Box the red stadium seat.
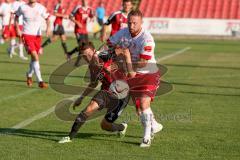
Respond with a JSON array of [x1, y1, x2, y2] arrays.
[[222, 0, 231, 19], [183, 0, 193, 18], [168, 0, 178, 18], [175, 0, 185, 18]]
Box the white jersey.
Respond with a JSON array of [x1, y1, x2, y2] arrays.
[[0, 2, 12, 26], [11, 0, 25, 25], [110, 28, 158, 74], [15, 3, 50, 35]]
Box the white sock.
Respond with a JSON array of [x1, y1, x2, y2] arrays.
[[32, 61, 43, 82], [147, 108, 160, 130], [140, 108, 152, 140], [19, 43, 24, 57], [10, 39, 16, 53], [27, 61, 34, 77]]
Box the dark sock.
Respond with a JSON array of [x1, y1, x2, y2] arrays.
[[69, 112, 88, 139], [61, 42, 68, 54], [68, 47, 79, 56], [41, 38, 51, 48]]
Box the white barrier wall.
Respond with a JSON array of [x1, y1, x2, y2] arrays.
[[3, 16, 239, 36], [142, 18, 240, 36]]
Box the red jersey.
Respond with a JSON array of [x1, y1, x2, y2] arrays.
[[54, 3, 64, 26], [70, 5, 94, 34], [89, 59, 126, 91], [105, 10, 128, 36]]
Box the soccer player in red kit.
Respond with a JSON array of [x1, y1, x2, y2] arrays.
[[15, 0, 51, 88], [58, 42, 129, 144], [100, 0, 133, 42], [67, 0, 94, 65], [0, 0, 17, 57], [109, 10, 163, 147], [41, 0, 69, 56]]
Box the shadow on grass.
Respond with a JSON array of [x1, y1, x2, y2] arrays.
[[0, 128, 140, 146]]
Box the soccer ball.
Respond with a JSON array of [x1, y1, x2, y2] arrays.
[[109, 80, 129, 99]]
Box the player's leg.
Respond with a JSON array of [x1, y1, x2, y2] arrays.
[[100, 96, 129, 135], [74, 34, 88, 66], [41, 24, 58, 48], [24, 35, 47, 88], [17, 26, 28, 60], [9, 25, 17, 56], [18, 37, 28, 60], [138, 96, 153, 147], [58, 100, 100, 143], [60, 34, 68, 54]]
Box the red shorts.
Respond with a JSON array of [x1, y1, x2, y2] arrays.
[[22, 34, 42, 54], [127, 71, 160, 108], [2, 25, 17, 39]]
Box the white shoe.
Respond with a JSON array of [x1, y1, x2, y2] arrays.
[[20, 56, 28, 60], [118, 123, 128, 138], [9, 53, 13, 58], [58, 136, 72, 144], [152, 123, 163, 134], [140, 138, 151, 147]]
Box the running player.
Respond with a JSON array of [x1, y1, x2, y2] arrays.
[[108, 10, 163, 147], [67, 0, 94, 65], [58, 42, 129, 143], [15, 0, 51, 88], [0, 0, 17, 57], [10, 0, 28, 60], [100, 0, 133, 42], [41, 0, 69, 56]]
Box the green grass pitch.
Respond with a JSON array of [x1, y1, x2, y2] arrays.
[[0, 37, 239, 160]]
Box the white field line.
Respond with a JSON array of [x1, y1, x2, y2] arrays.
[[0, 89, 37, 104], [10, 47, 191, 130], [157, 47, 191, 62]]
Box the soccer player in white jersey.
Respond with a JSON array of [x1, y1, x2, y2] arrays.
[[0, 0, 17, 57], [109, 10, 163, 147], [15, 0, 51, 88], [10, 0, 28, 60]]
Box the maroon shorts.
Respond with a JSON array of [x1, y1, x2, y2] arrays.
[[127, 71, 160, 108], [22, 34, 42, 54]]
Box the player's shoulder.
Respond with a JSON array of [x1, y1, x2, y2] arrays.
[[142, 29, 154, 42], [110, 10, 122, 16]]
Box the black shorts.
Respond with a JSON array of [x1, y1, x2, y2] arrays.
[[75, 33, 88, 44], [53, 25, 65, 35], [92, 90, 130, 123], [97, 18, 104, 26]]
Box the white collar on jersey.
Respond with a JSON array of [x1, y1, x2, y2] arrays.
[[129, 28, 144, 39]]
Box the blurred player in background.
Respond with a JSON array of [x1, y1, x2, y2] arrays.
[[10, 0, 28, 60], [93, 1, 105, 39], [100, 0, 133, 42], [67, 0, 94, 65], [109, 10, 163, 147], [15, 0, 51, 88], [41, 0, 69, 56], [58, 42, 129, 143], [0, 0, 17, 58], [0, 18, 4, 44]]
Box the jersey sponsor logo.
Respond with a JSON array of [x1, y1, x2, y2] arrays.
[[144, 46, 152, 52]]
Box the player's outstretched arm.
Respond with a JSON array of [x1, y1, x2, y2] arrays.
[[15, 16, 21, 37], [73, 81, 98, 109], [45, 17, 51, 37]]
